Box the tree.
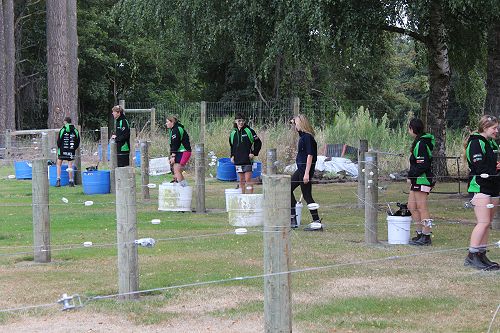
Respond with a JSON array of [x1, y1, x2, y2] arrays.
[[0, 2, 6, 134], [3, 0, 15, 130], [67, 0, 78, 124], [484, 21, 500, 116]]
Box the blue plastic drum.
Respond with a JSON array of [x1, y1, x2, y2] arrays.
[[216, 158, 237, 181], [49, 164, 70, 186], [82, 170, 111, 195], [14, 161, 32, 180], [252, 161, 262, 178]]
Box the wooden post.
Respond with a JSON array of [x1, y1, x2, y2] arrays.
[[116, 166, 139, 300], [100, 126, 108, 167], [110, 139, 117, 194], [140, 141, 150, 200], [200, 101, 206, 144], [151, 107, 156, 132], [357, 140, 368, 208], [5, 130, 11, 160], [32, 159, 50, 263], [292, 97, 300, 117], [129, 128, 136, 167], [263, 174, 291, 333], [74, 125, 82, 185], [195, 143, 206, 213], [266, 148, 277, 175], [364, 152, 378, 245], [41, 132, 49, 159]]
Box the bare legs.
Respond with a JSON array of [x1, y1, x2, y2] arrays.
[[238, 171, 253, 194]]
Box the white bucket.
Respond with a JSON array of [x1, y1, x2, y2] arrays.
[[158, 183, 192, 212], [225, 188, 242, 212], [387, 215, 412, 244], [228, 194, 264, 227], [295, 202, 303, 226]]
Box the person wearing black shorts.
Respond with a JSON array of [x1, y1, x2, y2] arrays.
[[464, 115, 500, 270], [166, 115, 192, 186], [290, 114, 322, 231], [229, 113, 261, 194], [56, 115, 80, 187], [407, 118, 435, 246], [111, 105, 130, 167]]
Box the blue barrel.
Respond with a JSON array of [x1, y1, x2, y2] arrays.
[[82, 170, 111, 195], [252, 161, 262, 178], [49, 165, 70, 186], [14, 161, 32, 180], [98, 144, 140, 167], [216, 158, 237, 181]]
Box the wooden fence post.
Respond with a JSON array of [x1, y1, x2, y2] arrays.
[[263, 174, 291, 333], [195, 143, 206, 213], [357, 139, 368, 208], [41, 132, 49, 160], [100, 126, 108, 167], [200, 101, 206, 144], [116, 166, 139, 300], [140, 141, 150, 200], [32, 159, 51, 263], [5, 129, 11, 159], [129, 128, 136, 168], [292, 97, 300, 117], [110, 139, 117, 194], [74, 125, 82, 185], [151, 107, 156, 132], [365, 152, 378, 244], [266, 148, 277, 175]]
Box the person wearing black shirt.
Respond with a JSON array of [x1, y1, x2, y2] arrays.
[[290, 114, 322, 231], [229, 113, 262, 194], [56, 115, 80, 187], [166, 115, 192, 186], [464, 115, 500, 270], [111, 105, 130, 167]]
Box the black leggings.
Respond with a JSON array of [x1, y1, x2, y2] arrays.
[[291, 169, 319, 221]]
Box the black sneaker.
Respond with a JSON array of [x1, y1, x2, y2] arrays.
[[411, 232, 423, 242], [55, 179, 61, 187], [69, 181, 75, 187], [409, 234, 431, 246], [304, 220, 323, 231], [291, 216, 298, 229], [478, 252, 499, 267], [464, 252, 499, 270]]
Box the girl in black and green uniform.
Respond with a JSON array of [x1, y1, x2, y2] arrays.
[[464, 115, 499, 270], [166, 115, 191, 186], [407, 118, 435, 246]]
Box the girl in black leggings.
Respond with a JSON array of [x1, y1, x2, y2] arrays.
[[290, 114, 322, 231]]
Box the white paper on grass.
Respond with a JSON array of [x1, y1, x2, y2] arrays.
[[149, 157, 171, 176], [283, 156, 358, 178]]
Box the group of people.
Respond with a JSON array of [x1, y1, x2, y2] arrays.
[[407, 115, 499, 271]]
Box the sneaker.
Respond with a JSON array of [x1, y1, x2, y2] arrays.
[[55, 179, 61, 187], [411, 232, 422, 242], [304, 220, 323, 231], [478, 251, 499, 267], [409, 233, 432, 246], [69, 181, 75, 187], [464, 252, 499, 271], [291, 216, 298, 229]]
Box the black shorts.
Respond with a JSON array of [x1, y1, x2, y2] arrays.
[[235, 164, 252, 173], [117, 153, 130, 167], [410, 183, 433, 193]]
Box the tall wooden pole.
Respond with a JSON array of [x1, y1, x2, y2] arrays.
[[195, 143, 206, 213], [357, 139, 368, 208], [129, 128, 136, 167], [266, 148, 277, 175], [32, 159, 51, 263], [116, 166, 139, 300], [263, 174, 291, 332], [140, 141, 150, 200], [200, 101, 206, 144], [100, 126, 108, 168]]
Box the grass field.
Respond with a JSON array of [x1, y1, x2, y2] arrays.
[[0, 162, 499, 333]]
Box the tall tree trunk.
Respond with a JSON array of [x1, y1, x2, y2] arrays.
[[46, 0, 69, 128], [426, 0, 450, 179], [0, 2, 7, 134], [484, 21, 500, 116], [67, 0, 78, 124], [3, 0, 14, 130]]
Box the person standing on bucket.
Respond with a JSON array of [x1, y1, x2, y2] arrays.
[[229, 113, 261, 194], [464, 115, 499, 271], [407, 118, 435, 246], [56, 114, 80, 187], [290, 114, 323, 231], [166, 115, 192, 187], [111, 105, 130, 167]]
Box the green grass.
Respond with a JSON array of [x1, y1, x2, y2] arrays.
[[0, 163, 498, 332]]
